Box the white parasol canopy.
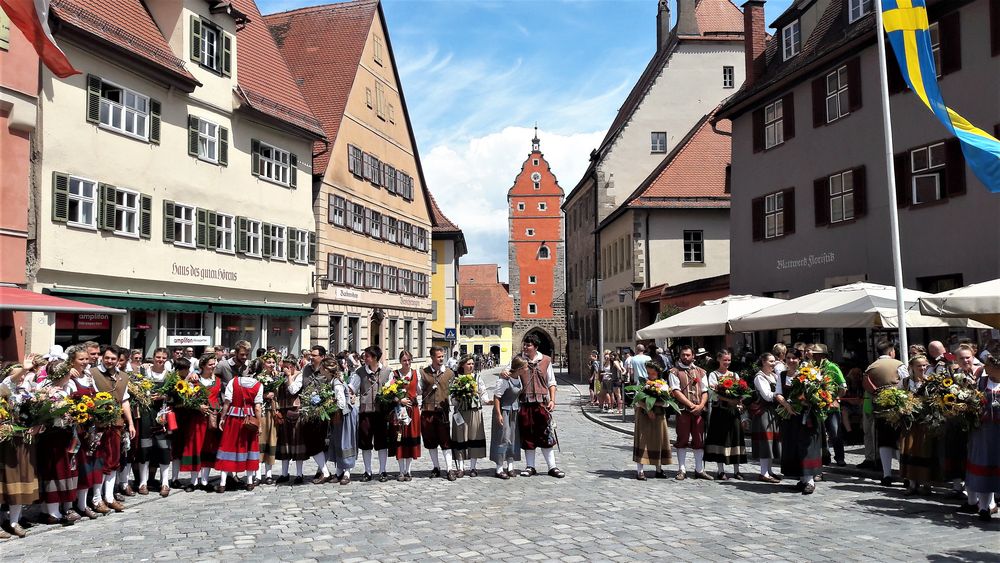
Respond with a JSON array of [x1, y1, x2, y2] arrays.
[[918, 278, 1000, 328], [729, 282, 990, 331], [635, 295, 787, 339]]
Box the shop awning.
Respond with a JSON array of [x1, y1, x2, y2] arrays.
[[49, 289, 312, 317], [0, 287, 126, 314]]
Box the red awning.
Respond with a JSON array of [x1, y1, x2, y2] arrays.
[[0, 287, 126, 314], [636, 284, 667, 303]]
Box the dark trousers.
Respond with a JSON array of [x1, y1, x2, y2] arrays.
[[823, 410, 845, 463]]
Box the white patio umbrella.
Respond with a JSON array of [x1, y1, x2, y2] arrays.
[[729, 282, 990, 331], [918, 278, 1000, 328], [635, 295, 787, 339]]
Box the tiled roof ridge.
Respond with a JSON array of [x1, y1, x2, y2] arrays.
[[427, 192, 461, 232], [238, 87, 325, 133], [52, 0, 189, 76], [266, 0, 378, 18]]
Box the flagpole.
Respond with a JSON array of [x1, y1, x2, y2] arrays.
[[875, 0, 909, 365]]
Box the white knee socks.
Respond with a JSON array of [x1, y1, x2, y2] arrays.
[[158, 463, 172, 485], [525, 450, 536, 468], [8, 505, 22, 525], [677, 448, 688, 474], [429, 449, 440, 469], [47, 503, 61, 519], [76, 490, 88, 511], [469, 458, 478, 471], [398, 458, 406, 474], [378, 449, 388, 474], [636, 462, 644, 473], [200, 467, 211, 485], [404, 458, 412, 474], [91, 484, 101, 504], [694, 449, 704, 473], [878, 447, 895, 478], [313, 454, 330, 477], [103, 472, 117, 503], [717, 462, 726, 474], [118, 466, 129, 487], [978, 492, 997, 511], [219, 472, 228, 487], [281, 460, 290, 477], [542, 448, 556, 469], [759, 458, 771, 476], [362, 450, 373, 473], [139, 462, 150, 487], [295, 460, 304, 477]]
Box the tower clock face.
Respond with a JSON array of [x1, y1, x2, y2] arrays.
[[530, 172, 542, 182]]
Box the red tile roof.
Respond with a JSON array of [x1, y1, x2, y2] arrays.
[[428, 192, 461, 234], [231, 0, 325, 139], [51, 0, 197, 84], [265, 0, 378, 173], [695, 0, 745, 36], [458, 264, 514, 323]]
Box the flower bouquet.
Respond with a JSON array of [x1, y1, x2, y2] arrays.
[[627, 378, 679, 414], [90, 392, 123, 427], [916, 372, 984, 432], [777, 362, 839, 424], [299, 380, 339, 423], [255, 370, 286, 395], [127, 370, 155, 410], [873, 387, 921, 430], [384, 372, 414, 439], [160, 371, 208, 410], [714, 373, 754, 402], [449, 374, 481, 411]]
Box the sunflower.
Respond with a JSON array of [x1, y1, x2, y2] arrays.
[[943, 394, 957, 405], [95, 392, 113, 401], [75, 403, 89, 413], [75, 413, 90, 423], [103, 404, 116, 413], [174, 381, 187, 393], [941, 378, 954, 388]]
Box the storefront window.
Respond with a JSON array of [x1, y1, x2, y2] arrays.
[[329, 315, 343, 353], [220, 314, 258, 350], [55, 312, 112, 349], [403, 319, 412, 355], [130, 310, 157, 358], [267, 317, 299, 357]]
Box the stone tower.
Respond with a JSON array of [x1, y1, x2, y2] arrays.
[[507, 129, 566, 361]]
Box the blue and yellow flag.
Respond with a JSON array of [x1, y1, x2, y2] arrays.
[[882, 0, 1000, 192]]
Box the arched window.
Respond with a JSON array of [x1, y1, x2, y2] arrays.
[[538, 245, 550, 259]]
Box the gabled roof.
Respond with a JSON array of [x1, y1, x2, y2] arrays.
[[428, 192, 467, 256], [460, 265, 500, 285], [51, 0, 198, 86], [458, 264, 514, 324], [694, 0, 745, 36], [231, 0, 325, 139], [265, 0, 379, 173]]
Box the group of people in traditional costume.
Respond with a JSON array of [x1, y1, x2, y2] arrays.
[[630, 340, 1000, 522], [0, 334, 564, 538]]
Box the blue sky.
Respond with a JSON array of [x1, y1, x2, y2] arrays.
[[259, 0, 794, 279]]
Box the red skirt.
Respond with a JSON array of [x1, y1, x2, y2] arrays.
[[214, 415, 260, 473], [76, 427, 104, 489], [201, 426, 222, 469], [179, 411, 209, 472], [390, 406, 421, 460], [96, 426, 122, 474], [37, 429, 79, 503]]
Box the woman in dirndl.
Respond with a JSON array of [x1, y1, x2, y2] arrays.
[[751, 353, 784, 484], [967, 356, 1000, 521], [137, 348, 173, 497], [177, 356, 214, 492], [275, 357, 307, 484], [899, 355, 940, 496], [778, 351, 823, 495], [451, 355, 488, 477], [36, 356, 82, 525], [389, 350, 421, 481], [632, 361, 672, 481], [491, 356, 524, 479], [70, 352, 103, 520], [195, 355, 223, 491], [1, 360, 42, 537], [327, 357, 358, 484], [704, 349, 747, 481], [215, 372, 263, 492], [254, 353, 281, 485]]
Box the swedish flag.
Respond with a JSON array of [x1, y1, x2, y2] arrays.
[[882, 0, 1000, 192]]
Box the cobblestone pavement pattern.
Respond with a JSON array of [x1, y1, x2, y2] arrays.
[[3, 372, 997, 562]]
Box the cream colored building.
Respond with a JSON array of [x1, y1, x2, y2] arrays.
[[266, 0, 434, 367], [27, 0, 325, 356]]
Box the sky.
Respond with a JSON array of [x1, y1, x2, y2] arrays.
[[258, 0, 794, 280]]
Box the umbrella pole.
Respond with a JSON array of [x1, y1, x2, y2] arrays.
[[875, 0, 908, 364]]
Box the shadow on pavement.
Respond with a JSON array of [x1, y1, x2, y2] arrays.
[[927, 549, 1000, 562], [851, 497, 996, 530]]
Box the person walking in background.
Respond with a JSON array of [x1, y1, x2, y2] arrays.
[[628, 345, 651, 385]]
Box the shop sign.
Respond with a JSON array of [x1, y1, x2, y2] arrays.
[[77, 313, 110, 330], [776, 252, 836, 271], [171, 263, 239, 282], [400, 296, 427, 308], [335, 288, 361, 302], [134, 323, 151, 330], [167, 335, 213, 346]]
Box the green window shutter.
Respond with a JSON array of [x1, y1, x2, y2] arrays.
[[236, 216, 248, 253], [287, 228, 298, 262], [149, 99, 162, 144], [139, 194, 152, 239], [308, 232, 316, 264], [188, 115, 200, 157], [289, 153, 298, 189], [190, 15, 202, 63], [207, 211, 218, 249], [222, 33, 233, 76], [163, 200, 175, 243], [261, 223, 272, 258], [251, 139, 261, 176], [219, 127, 229, 166], [86, 75, 102, 124], [52, 172, 70, 223], [196, 208, 208, 248], [98, 183, 117, 231]]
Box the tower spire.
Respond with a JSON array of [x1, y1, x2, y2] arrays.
[[532, 123, 540, 152]]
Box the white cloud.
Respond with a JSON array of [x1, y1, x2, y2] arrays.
[[422, 127, 605, 281]]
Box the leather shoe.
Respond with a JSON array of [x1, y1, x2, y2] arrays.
[[361, 472, 373, 482], [732, 473, 745, 481], [447, 470, 457, 481], [160, 486, 170, 497], [184, 484, 195, 493], [547, 467, 566, 479], [802, 483, 816, 495], [80, 508, 98, 520], [378, 472, 389, 482], [214, 485, 225, 493], [694, 471, 714, 481], [675, 471, 687, 481], [92, 502, 111, 514], [430, 467, 441, 478], [760, 474, 780, 483], [276, 475, 290, 484], [137, 484, 149, 495], [108, 501, 126, 512], [496, 470, 509, 480], [979, 509, 993, 522], [956, 503, 979, 514], [122, 484, 136, 497], [8, 523, 27, 538], [293, 476, 304, 485], [880, 477, 895, 487], [636, 472, 647, 481], [654, 470, 667, 479], [469, 469, 478, 478]]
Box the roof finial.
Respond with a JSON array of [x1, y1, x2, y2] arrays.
[[532, 123, 540, 151]]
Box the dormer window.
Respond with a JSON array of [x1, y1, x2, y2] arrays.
[[190, 15, 232, 77], [849, 0, 873, 23], [461, 306, 474, 317], [782, 20, 801, 61]]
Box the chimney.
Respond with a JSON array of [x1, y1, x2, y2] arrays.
[[743, 0, 766, 86], [677, 0, 700, 36], [656, 0, 671, 51]]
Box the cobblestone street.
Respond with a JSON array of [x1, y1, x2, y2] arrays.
[[3, 374, 997, 562]]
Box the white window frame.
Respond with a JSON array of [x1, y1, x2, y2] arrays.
[[764, 192, 785, 239], [528, 275, 537, 284], [538, 202, 547, 211], [848, 0, 873, 23], [351, 203, 365, 233], [201, 24, 220, 72], [929, 22, 942, 78], [385, 216, 398, 243], [826, 65, 850, 123], [517, 202, 525, 211], [246, 219, 262, 257], [216, 213, 235, 253], [328, 254, 345, 285], [764, 99, 784, 150], [910, 142, 946, 204], [683, 230, 704, 263], [173, 203, 196, 248], [538, 246, 550, 259], [66, 176, 97, 229], [113, 187, 140, 238], [331, 195, 346, 227], [269, 224, 287, 261], [650, 131, 667, 153], [782, 20, 801, 61], [197, 118, 219, 163], [293, 229, 308, 264], [723, 66, 735, 89], [829, 171, 856, 223], [532, 159, 539, 166], [257, 141, 291, 186], [98, 80, 149, 141], [528, 303, 537, 315]]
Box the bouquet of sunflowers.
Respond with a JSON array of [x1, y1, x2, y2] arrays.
[[127, 370, 155, 410], [627, 378, 679, 414], [915, 371, 984, 432], [299, 380, 338, 423], [874, 387, 922, 430], [90, 392, 123, 427], [777, 362, 839, 424], [159, 371, 208, 409], [449, 373, 481, 411]]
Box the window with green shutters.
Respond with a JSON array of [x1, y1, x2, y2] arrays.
[[86, 74, 160, 143], [251, 139, 297, 188], [52, 172, 149, 237], [190, 14, 233, 76], [188, 115, 228, 165]]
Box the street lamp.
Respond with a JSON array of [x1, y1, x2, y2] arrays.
[[311, 273, 330, 290]]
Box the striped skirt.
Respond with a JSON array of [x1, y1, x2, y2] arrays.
[[966, 418, 1000, 494], [704, 406, 747, 465], [632, 408, 672, 465], [1, 436, 39, 505], [751, 407, 782, 461], [276, 410, 309, 461], [215, 415, 260, 473], [451, 409, 487, 461], [780, 416, 822, 478], [37, 429, 78, 503], [136, 405, 172, 466], [258, 409, 278, 466], [900, 425, 943, 483], [327, 408, 358, 472]]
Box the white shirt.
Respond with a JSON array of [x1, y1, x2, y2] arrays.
[[224, 376, 264, 403], [519, 353, 557, 387], [285, 373, 303, 395], [333, 378, 350, 412], [668, 366, 708, 394], [755, 371, 778, 402]]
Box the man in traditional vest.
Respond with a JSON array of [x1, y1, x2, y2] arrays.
[[669, 345, 712, 480], [515, 334, 565, 478], [420, 346, 457, 480], [349, 345, 393, 482], [863, 342, 905, 487], [91, 345, 136, 513]]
